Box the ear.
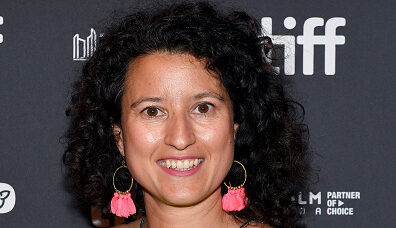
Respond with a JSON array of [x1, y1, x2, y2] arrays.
[[112, 124, 125, 156], [233, 123, 239, 140]]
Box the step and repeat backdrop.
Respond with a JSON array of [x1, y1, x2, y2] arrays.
[[0, 0, 395, 227]]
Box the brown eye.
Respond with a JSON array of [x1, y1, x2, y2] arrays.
[[142, 106, 164, 118], [194, 103, 213, 115], [147, 107, 158, 116], [198, 104, 209, 113]]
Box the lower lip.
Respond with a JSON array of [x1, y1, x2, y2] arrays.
[[158, 161, 204, 177]]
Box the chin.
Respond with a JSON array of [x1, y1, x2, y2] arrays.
[[160, 188, 208, 206], [164, 196, 204, 207]]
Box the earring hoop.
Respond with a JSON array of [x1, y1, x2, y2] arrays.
[[110, 159, 137, 218], [222, 160, 248, 212], [223, 160, 247, 190], [112, 160, 133, 194]]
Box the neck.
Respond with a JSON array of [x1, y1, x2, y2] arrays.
[[140, 187, 241, 228]]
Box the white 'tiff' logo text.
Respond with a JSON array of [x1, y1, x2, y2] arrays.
[[261, 17, 346, 75], [0, 183, 16, 214], [73, 28, 97, 61]]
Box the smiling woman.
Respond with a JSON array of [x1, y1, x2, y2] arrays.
[[113, 52, 238, 212], [62, 1, 310, 228]]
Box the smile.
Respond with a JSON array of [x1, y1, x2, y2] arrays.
[[157, 158, 204, 177], [158, 158, 204, 171]]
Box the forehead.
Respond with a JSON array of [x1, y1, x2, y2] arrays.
[[123, 52, 227, 97]]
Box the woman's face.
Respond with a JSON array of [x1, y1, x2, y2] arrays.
[[114, 52, 239, 206]]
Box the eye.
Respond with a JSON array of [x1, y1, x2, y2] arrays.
[[142, 106, 164, 118], [193, 103, 213, 114]]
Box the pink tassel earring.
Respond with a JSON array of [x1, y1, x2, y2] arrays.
[[222, 160, 248, 212], [111, 159, 136, 218]]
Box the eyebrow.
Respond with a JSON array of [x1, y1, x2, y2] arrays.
[[193, 91, 225, 101], [130, 91, 225, 109], [130, 97, 163, 109]]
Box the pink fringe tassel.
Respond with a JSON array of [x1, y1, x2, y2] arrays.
[[222, 188, 248, 212], [111, 192, 136, 218]]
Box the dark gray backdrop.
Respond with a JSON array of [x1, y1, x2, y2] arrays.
[[0, 0, 395, 227]]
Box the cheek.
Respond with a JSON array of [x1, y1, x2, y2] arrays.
[[122, 120, 162, 172], [196, 119, 235, 169], [124, 124, 160, 150], [200, 119, 234, 149]]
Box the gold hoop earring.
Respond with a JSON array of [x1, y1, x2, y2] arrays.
[[222, 160, 248, 212], [112, 160, 133, 194], [223, 160, 247, 190], [110, 159, 136, 218]]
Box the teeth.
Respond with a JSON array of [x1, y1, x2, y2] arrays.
[[159, 158, 204, 171], [183, 160, 189, 169], [177, 160, 183, 169]]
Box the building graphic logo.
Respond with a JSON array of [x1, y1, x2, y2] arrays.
[[0, 16, 3, 44], [0, 183, 16, 214], [73, 28, 98, 61], [261, 17, 346, 75]]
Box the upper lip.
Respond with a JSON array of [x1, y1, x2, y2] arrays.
[[157, 156, 204, 162]]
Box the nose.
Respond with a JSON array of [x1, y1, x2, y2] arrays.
[[164, 112, 196, 150]]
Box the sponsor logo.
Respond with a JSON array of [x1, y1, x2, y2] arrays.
[[0, 183, 16, 214], [261, 17, 346, 75], [297, 191, 360, 216]]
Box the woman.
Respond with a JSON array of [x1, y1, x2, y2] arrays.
[[63, 1, 310, 228]]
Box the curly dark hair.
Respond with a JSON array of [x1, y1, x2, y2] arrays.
[[63, 1, 310, 227]]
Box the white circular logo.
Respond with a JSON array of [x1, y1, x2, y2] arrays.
[[0, 183, 16, 214]]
